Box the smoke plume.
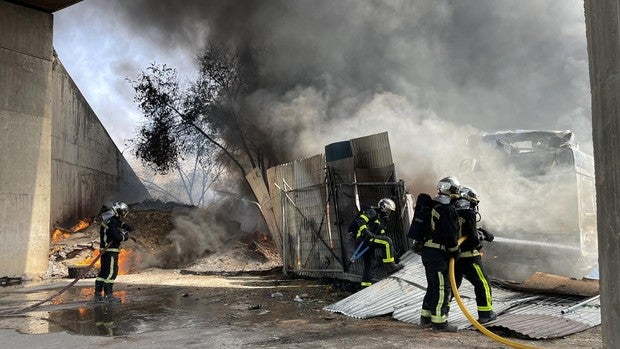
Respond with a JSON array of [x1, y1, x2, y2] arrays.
[[55, 1, 593, 274], [79, 0, 591, 181]]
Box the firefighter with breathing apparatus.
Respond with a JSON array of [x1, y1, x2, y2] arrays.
[[454, 186, 497, 324], [94, 202, 133, 303], [419, 176, 461, 332]]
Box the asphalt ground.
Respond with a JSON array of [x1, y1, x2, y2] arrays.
[[0, 269, 603, 349]]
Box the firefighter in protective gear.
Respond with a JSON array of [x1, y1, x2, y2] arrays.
[[349, 198, 403, 288], [420, 177, 461, 332], [94, 202, 133, 303], [454, 186, 497, 324]]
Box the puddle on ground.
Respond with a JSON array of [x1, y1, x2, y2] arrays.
[[0, 285, 213, 337], [0, 275, 331, 338]]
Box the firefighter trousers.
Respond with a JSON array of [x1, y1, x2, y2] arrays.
[[420, 247, 452, 324], [96, 251, 119, 295], [454, 255, 493, 315], [360, 235, 396, 285]]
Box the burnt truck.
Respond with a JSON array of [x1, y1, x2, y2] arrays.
[[459, 130, 597, 282]]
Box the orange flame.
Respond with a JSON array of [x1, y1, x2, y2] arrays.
[[74, 248, 141, 275], [51, 229, 71, 244], [118, 248, 142, 275], [74, 250, 101, 268], [50, 218, 92, 244], [71, 218, 91, 232]]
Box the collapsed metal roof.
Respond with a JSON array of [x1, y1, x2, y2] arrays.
[[324, 251, 600, 339]]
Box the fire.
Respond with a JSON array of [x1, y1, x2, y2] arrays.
[[51, 229, 71, 244], [118, 248, 142, 275], [74, 248, 141, 275], [50, 218, 92, 244], [74, 250, 101, 268], [71, 218, 91, 232]]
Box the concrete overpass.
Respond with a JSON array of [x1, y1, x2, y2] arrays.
[[0, 0, 149, 278]]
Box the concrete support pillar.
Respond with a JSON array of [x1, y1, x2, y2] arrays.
[[0, 1, 53, 276], [584, 0, 620, 347]]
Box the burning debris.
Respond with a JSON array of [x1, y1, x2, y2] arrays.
[[48, 206, 171, 278], [48, 201, 281, 279]]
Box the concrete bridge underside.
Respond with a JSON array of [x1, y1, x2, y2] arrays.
[[0, 0, 149, 277]]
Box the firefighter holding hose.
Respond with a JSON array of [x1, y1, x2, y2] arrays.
[[94, 202, 133, 303], [349, 198, 404, 288], [454, 186, 497, 324]]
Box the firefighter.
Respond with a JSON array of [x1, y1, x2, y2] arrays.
[[349, 198, 403, 288], [94, 202, 133, 303], [454, 186, 497, 324], [420, 176, 461, 332]]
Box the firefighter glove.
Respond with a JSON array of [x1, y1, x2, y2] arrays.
[[122, 231, 130, 241], [122, 223, 134, 232], [478, 228, 494, 242], [484, 231, 494, 242]]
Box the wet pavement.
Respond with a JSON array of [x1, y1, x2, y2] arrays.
[[0, 282, 213, 337], [0, 271, 603, 349]]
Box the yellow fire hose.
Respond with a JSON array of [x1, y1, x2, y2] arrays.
[[449, 236, 542, 349]]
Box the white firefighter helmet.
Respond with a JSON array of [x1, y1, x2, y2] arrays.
[[112, 202, 129, 218], [459, 186, 479, 204], [437, 176, 461, 195], [378, 198, 396, 213]]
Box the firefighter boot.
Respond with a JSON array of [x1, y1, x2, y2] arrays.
[[420, 316, 431, 327], [94, 280, 104, 302], [103, 283, 122, 303], [431, 322, 458, 332], [478, 311, 497, 324], [384, 262, 404, 274]]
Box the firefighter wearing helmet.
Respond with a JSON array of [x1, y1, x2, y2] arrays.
[[419, 176, 461, 332], [454, 186, 497, 324], [348, 197, 403, 288], [94, 202, 134, 303]]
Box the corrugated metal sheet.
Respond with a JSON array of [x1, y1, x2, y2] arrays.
[[268, 132, 410, 281], [324, 251, 601, 339], [246, 168, 281, 252], [350, 131, 394, 169]]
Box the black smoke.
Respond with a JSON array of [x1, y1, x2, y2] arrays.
[[100, 0, 589, 187]]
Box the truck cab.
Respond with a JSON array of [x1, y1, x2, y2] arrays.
[[460, 130, 597, 282]]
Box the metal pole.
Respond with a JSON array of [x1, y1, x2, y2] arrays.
[[561, 295, 601, 314]]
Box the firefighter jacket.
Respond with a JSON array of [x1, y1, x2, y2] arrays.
[[349, 206, 387, 240], [457, 208, 482, 257], [100, 211, 131, 252], [424, 196, 459, 255]]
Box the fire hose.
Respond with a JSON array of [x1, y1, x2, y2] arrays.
[[1, 241, 113, 316], [449, 236, 542, 349]]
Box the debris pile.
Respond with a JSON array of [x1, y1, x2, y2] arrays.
[[47, 201, 281, 279]]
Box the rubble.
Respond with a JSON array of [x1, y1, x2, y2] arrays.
[[47, 202, 281, 279]]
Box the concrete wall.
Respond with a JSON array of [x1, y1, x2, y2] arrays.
[[51, 57, 150, 227], [0, 0, 150, 277], [0, 1, 54, 276], [584, 1, 620, 347]]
